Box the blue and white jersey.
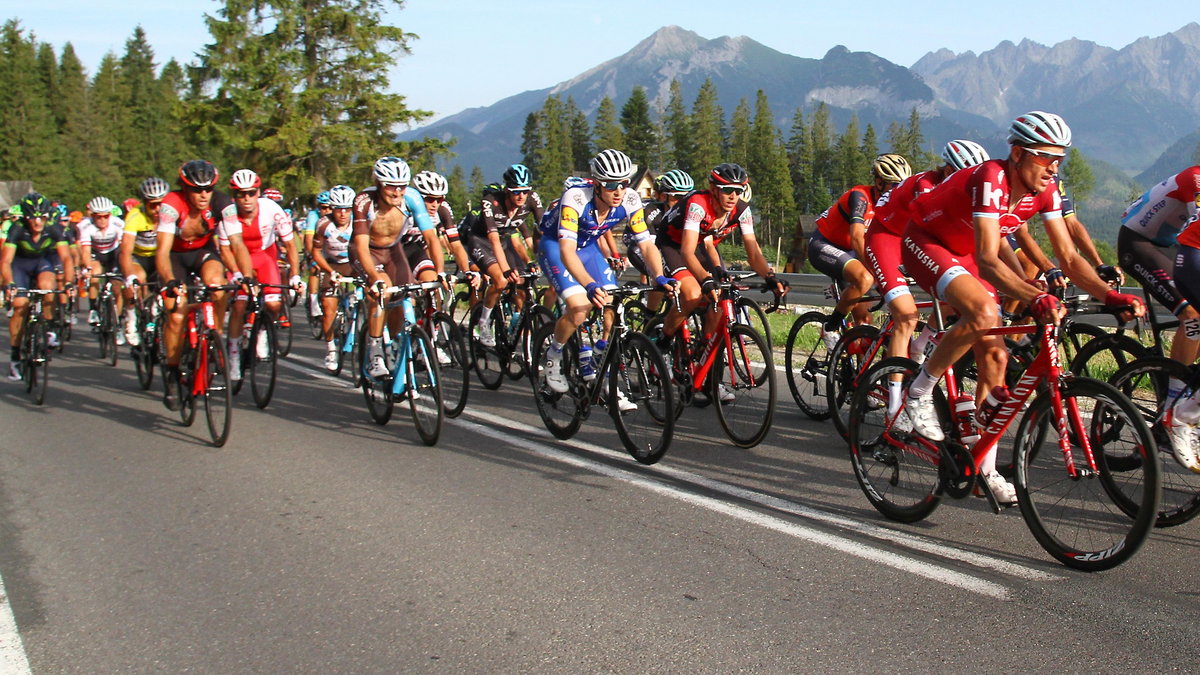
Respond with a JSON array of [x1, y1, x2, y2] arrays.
[[539, 186, 649, 249]]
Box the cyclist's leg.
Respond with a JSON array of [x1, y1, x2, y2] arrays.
[[808, 231, 864, 328], [660, 244, 703, 338], [1118, 227, 1200, 368], [866, 229, 919, 359]]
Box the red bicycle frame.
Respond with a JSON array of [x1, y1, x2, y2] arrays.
[[677, 292, 755, 392]]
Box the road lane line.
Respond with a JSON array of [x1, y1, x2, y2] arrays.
[[0, 572, 31, 674]]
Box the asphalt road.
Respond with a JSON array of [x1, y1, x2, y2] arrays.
[[1, 323, 1199, 672]]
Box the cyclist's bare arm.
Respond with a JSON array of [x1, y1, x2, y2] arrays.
[[977, 218, 1041, 305]]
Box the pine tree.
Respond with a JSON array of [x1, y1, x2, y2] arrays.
[[832, 115, 864, 193], [728, 98, 752, 167], [520, 111, 542, 177], [536, 96, 572, 196], [446, 165, 467, 212], [57, 44, 119, 207], [662, 78, 692, 173], [861, 124, 879, 165], [467, 166, 485, 202], [593, 96, 624, 152], [117, 27, 180, 184], [1063, 148, 1096, 206], [746, 90, 794, 246], [620, 86, 657, 173], [565, 96, 591, 172], [808, 102, 834, 207], [689, 78, 725, 185]]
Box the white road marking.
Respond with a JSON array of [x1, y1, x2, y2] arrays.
[[0, 574, 31, 674]]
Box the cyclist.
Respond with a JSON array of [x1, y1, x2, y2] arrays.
[[119, 177, 170, 346], [350, 156, 435, 378], [394, 172, 448, 290], [809, 153, 912, 350], [412, 170, 480, 294], [465, 164, 544, 347], [223, 169, 302, 379], [156, 160, 254, 410], [625, 170, 692, 303], [1118, 165, 1200, 404], [2, 192, 74, 378], [537, 149, 672, 405], [311, 185, 358, 371], [657, 162, 787, 347], [868, 141, 989, 411], [78, 196, 127, 337], [303, 191, 332, 320], [900, 111, 1142, 503], [1163, 209, 1200, 470]]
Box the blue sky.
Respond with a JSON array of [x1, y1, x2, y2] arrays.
[[9, 0, 1199, 126]]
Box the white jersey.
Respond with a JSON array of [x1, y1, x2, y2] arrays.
[[220, 198, 294, 253], [317, 217, 353, 264], [1120, 166, 1200, 246], [78, 216, 126, 254]]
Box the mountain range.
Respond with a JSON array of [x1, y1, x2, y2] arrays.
[[403, 23, 1200, 231]]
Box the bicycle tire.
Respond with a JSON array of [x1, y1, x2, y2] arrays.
[[329, 309, 347, 376], [406, 325, 443, 445], [28, 325, 49, 405], [529, 322, 583, 439], [276, 301, 293, 356], [1014, 377, 1160, 571], [785, 310, 834, 419], [1105, 357, 1200, 527], [430, 312, 469, 418], [358, 319, 393, 425], [134, 308, 155, 390], [610, 331, 675, 464], [307, 294, 324, 339], [203, 333, 233, 447], [103, 298, 118, 366], [468, 302, 505, 390], [20, 320, 35, 394], [249, 317, 277, 409], [827, 324, 882, 440], [1070, 333, 1147, 382], [734, 295, 772, 348], [847, 357, 946, 522], [179, 352, 197, 427], [712, 324, 776, 448], [508, 305, 555, 381]]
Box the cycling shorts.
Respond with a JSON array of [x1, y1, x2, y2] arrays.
[[235, 248, 283, 303], [403, 240, 435, 277], [318, 262, 355, 295], [864, 228, 911, 303], [169, 241, 223, 283], [351, 241, 413, 287], [659, 242, 719, 279], [807, 231, 857, 282], [1118, 226, 1188, 316], [94, 250, 120, 275], [10, 256, 55, 293], [626, 241, 665, 279], [536, 238, 616, 301], [132, 254, 159, 283], [900, 228, 996, 303], [1174, 245, 1200, 311], [468, 235, 527, 275]]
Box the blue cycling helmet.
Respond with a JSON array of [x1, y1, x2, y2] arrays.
[[315, 190, 332, 206], [502, 163, 532, 189]]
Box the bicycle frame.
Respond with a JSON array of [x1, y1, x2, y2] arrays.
[[676, 287, 755, 394]]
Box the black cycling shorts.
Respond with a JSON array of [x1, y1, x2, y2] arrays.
[[1118, 227, 1188, 316]]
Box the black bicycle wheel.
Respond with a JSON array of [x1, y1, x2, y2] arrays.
[[529, 322, 583, 439], [102, 299, 118, 366], [785, 310, 834, 419], [468, 302, 505, 390], [29, 325, 49, 405], [20, 320, 35, 394], [1014, 377, 1160, 571], [711, 324, 776, 448], [179, 353, 197, 427], [610, 331, 674, 464], [133, 309, 154, 390], [307, 294, 324, 339], [827, 324, 883, 441], [430, 312, 469, 418], [508, 305, 555, 381], [847, 357, 946, 522], [359, 320, 393, 425], [1106, 357, 1200, 527], [275, 301, 293, 357], [249, 318, 277, 409], [406, 325, 443, 445], [328, 309, 347, 376], [1070, 333, 1147, 382], [734, 295, 772, 348], [203, 333, 233, 447]]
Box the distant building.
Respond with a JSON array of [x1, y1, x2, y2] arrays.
[[0, 181, 34, 210]]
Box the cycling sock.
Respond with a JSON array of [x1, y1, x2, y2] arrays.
[[887, 380, 904, 415], [327, 340, 337, 351], [823, 312, 845, 332], [979, 441, 998, 475], [1175, 394, 1200, 426], [479, 305, 493, 325], [1168, 377, 1187, 402], [907, 367, 937, 399]]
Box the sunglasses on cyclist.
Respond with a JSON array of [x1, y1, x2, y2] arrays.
[[718, 185, 746, 195], [1021, 147, 1065, 167], [233, 189, 259, 198], [598, 180, 630, 191], [186, 185, 215, 194], [423, 196, 445, 204]]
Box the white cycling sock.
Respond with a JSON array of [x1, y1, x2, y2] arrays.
[[907, 366, 937, 399], [888, 380, 904, 415], [1175, 394, 1200, 426], [979, 441, 998, 475], [479, 305, 493, 325]]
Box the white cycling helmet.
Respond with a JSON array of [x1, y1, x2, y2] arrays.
[[327, 185, 356, 208], [373, 156, 411, 186], [229, 168, 262, 191], [941, 140, 991, 170], [1008, 111, 1072, 148], [589, 149, 637, 182], [412, 170, 448, 197], [86, 196, 114, 214]]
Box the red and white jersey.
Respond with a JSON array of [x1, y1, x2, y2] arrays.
[[220, 198, 294, 253], [909, 159, 1063, 256], [78, 215, 126, 254], [870, 170, 941, 236]]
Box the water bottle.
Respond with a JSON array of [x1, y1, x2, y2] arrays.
[[579, 344, 595, 381], [975, 386, 1011, 428], [953, 394, 980, 445]]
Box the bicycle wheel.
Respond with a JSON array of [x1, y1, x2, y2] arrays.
[[785, 310, 834, 419], [1014, 377, 1160, 571], [179, 352, 197, 427], [275, 301, 293, 356], [102, 299, 118, 366], [609, 331, 675, 464], [406, 326, 444, 445], [28, 326, 49, 405], [430, 312, 469, 418], [711, 324, 776, 448], [358, 320, 393, 425], [249, 318, 277, 409], [529, 322, 584, 439], [734, 295, 772, 348], [202, 333, 233, 447], [1070, 334, 1147, 382], [509, 305, 555, 381], [133, 310, 154, 390], [1106, 357, 1200, 527], [468, 302, 505, 390], [329, 309, 347, 376], [307, 294, 324, 339], [827, 324, 882, 440], [847, 357, 946, 522]]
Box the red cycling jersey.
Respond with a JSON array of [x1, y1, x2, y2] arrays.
[[815, 185, 875, 250], [157, 190, 240, 253], [659, 191, 753, 247], [910, 159, 1063, 257], [870, 170, 942, 236]]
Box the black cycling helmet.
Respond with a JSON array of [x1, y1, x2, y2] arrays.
[[709, 163, 748, 186], [502, 163, 532, 189], [178, 159, 219, 188], [19, 192, 53, 220]]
